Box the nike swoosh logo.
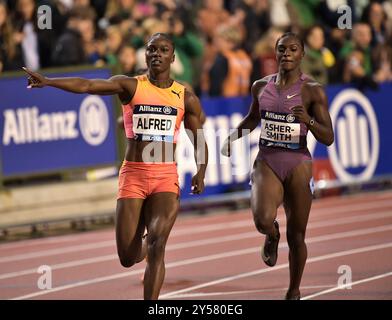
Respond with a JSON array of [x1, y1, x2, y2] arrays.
[[261, 247, 270, 262], [287, 93, 298, 99]]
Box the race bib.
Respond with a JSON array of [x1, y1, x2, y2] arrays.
[[133, 104, 177, 142], [260, 110, 301, 149]]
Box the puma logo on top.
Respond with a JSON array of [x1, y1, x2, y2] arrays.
[[171, 90, 181, 99]]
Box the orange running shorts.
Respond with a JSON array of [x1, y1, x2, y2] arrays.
[[117, 161, 180, 199]]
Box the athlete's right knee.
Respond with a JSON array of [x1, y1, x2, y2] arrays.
[[118, 256, 136, 268], [253, 214, 275, 234], [117, 250, 137, 268], [119, 258, 135, 268]]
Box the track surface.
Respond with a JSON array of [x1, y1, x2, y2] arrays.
[[0, 190, 391, 300]]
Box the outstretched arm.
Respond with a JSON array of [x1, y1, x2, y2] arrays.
[[184, 90, 208, 194], [221, 80, 264, 156], [23, 67, 136, 102]]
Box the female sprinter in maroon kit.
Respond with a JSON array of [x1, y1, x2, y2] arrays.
[[23, 33, 208, 300], [222, 32, 334, 300]]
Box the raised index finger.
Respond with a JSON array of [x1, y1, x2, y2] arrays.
[[22, 67, 34, 76]]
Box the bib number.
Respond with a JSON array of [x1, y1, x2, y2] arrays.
[[260, 110, 301, 149], [132, 105, 177, 142]]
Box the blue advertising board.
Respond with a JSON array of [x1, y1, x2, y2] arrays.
[[0, 69, 118, 177], [176, 82, 392, 199], [318, 83, 392, 181], [1, 69, 391, 200]]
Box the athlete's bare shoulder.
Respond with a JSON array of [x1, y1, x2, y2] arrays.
[[302, 78, 327, 108], [301, 75, 322, 91], [303, 78, 326, 97], [261, 74, 276, 82], [254, 75, 273, 87], [109, 75, 137, 104], [109, 74, 137, 89], [252, 74, 274, 95], [174, 79, 194, 94], [184, 87, 200, 109]]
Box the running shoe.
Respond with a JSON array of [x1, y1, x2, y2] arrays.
[[261, 220, 280, 267], [285, 292, 301, 300]]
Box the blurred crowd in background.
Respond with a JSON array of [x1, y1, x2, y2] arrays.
[[1, 0, 392, 96]]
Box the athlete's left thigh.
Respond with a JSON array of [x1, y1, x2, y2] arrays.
[[283, 161, 313, 232], [143, 192, 179, 244]]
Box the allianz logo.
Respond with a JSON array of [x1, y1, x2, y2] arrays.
[[3, 107, 78, 145], [2, 96, 109, 147], [336, 105, 369, 167], [328, 89, 379, 182]]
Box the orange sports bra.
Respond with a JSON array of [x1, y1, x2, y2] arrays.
[[122, 75, 185, 143]]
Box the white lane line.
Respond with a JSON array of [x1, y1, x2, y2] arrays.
[[0, 241, 114, 264], [10, 226, 392, 300], [0, 254, 117, 280], [301, 272, 392, 300], [165, 285, 336, 299], [170, 211, 392, 250], [1, 211, 391, 279], [159, 242, 392, 299], [0, 237, 81, 250], [173, 199, 392, 236], [1, 202, 391, 264], [1, 196, 392, 253]]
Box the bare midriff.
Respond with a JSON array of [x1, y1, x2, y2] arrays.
[[124, 139, 177, 163]]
